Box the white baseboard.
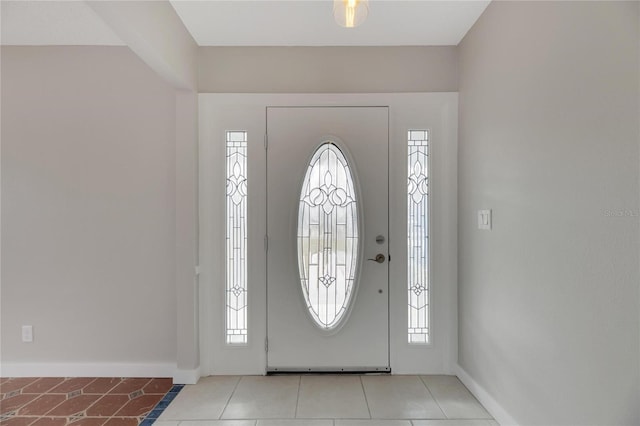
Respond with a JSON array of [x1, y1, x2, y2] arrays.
[[172, 366, 201, 385], [0, 362, 175, 378], [455, 363, 519, 426]]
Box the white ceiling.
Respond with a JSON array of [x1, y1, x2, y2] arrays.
[[0, 1, 125, 46], [0, 0, 490, 47], [171, 0, 491, 46]]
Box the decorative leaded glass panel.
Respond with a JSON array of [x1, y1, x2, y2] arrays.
[[297, 142, 359, 331], [408, 130, 429, 344], [226, 131, 248, 344]]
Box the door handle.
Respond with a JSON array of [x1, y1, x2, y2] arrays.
[[367, 254, 386, 264]]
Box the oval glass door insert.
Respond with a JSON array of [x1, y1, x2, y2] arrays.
[[297, 142, 360, 331]]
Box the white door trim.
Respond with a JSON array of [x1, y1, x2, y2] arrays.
[[199, 93, 458, 376]]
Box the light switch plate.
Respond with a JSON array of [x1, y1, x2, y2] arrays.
[[22, 325, 33, 343], [478, 209, 492, 230]]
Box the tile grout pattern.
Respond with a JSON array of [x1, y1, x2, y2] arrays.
[[293, 376, 301, 420], [156, 422, 497, 426], [0, 377, 182, 426], [419, 376, 446, 418], [358, 376, 372, 420], [156, 422, 498, 426], [157, 375, 500, 426]]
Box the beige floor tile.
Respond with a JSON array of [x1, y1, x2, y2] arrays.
[[158, 376, 240, 421], [412, 421, 493, 426], [257, 420, 333, 426], [180, 422, 257, 426], [420, 376, 492, 420], [157, 375, 494, 424], [362, 376, 445, 419], [335, 420, 411, 426], [222, 376, 299, 419], [296, 376, 370, 419]]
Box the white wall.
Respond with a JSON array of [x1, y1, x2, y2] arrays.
[[1, 46, 178, 376], [88, 1, 201, 382], [457, 2, 640, 425], [174, 90, 200, 382], [199, 46, 458, 93], [89, 1, 198, 90]]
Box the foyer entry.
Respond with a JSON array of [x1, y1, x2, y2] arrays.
[[199, 93, 458, 376], [156, 374, 495, 423]]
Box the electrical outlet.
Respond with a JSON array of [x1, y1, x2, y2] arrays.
[[22, 325, 33, 343]]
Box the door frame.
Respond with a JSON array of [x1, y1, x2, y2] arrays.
[[199, 93, 458, 375]]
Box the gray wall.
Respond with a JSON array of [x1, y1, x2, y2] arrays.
[[0, 44, 457, 376], [1, 46, 177, 368], [458, 2, 639, 425], [199, 46, 458, 93]]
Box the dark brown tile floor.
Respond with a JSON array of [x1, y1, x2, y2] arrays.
[[0, 377, 180, 426]]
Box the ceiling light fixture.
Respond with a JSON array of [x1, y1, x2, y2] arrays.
[[333, 0, 369, 28]]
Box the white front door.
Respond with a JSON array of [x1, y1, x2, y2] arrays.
[[266, 107, 389, 371]]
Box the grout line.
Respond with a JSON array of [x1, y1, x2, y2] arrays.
[[419, 375, 448, 420], [358, 375, 372, 419], [41, 392, 76, 418], [99, 378, 123, 395], [294, 375, 301, 419], [219, 375, 242, 420], [80, 391, 107, 418], [83, 377, 100, 392]]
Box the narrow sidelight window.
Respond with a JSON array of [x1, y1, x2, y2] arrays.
[[226, 131, 248, 344], [408, 130, 430, 344]]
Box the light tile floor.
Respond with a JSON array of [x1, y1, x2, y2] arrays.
[[157, 375, 498, 426]]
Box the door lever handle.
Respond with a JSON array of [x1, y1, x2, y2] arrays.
[[367, 254, 386, 264]]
